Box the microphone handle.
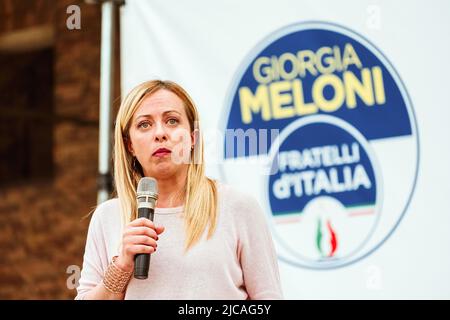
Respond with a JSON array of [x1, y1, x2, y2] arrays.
[[134, 206, 155, 279]]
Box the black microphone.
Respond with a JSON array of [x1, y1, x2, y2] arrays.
[[134, 177, 158, 279]]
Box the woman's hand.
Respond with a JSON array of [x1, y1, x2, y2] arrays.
[[115, 217, 165, 272]]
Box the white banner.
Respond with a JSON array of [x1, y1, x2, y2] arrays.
[[121, 0, 450, 299]]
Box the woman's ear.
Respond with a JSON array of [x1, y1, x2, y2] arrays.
[[125, 136, 135, 156], [191, 128, 199, 149]]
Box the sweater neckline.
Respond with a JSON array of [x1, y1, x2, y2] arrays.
[[154, 205, 184, 215]]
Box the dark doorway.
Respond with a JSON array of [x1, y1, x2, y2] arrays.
[[0, 47, 54, 186]]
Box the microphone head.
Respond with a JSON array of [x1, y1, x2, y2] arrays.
[[137, 177, 158, 201]]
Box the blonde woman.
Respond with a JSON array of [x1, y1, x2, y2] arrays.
[[75, 80, 283, 300]]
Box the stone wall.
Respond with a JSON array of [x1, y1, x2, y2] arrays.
[[0, 0, 121, 299]]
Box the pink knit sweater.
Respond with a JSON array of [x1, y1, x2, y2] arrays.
[[75, 183, 283, 300]]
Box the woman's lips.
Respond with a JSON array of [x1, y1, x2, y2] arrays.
[[152, 148, 172, 157]]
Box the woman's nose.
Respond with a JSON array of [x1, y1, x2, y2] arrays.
[[154, 122, 168, 141]]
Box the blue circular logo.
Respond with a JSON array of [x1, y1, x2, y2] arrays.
[[220, 22, 419, 269]]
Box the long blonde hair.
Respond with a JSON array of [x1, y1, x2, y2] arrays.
[[113, 80, 218, 251]]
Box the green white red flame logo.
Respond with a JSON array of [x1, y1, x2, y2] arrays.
[[316, 218, 338, 258]]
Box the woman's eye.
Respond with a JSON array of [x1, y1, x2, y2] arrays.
[[138, 121, 151, 129], [167, 118, 179, 125]]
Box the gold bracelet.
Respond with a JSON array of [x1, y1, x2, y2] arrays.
[[102, 256, 133, 294]]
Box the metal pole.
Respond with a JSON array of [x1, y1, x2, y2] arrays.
[[97, 0, 115, 204], [86, 0, 124, 204]]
